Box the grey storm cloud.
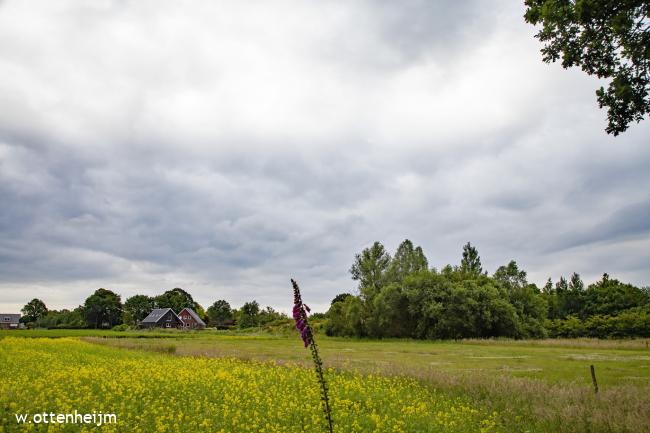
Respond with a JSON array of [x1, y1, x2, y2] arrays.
[[551, 200, 650, 253], [0, 0, 649, 313]]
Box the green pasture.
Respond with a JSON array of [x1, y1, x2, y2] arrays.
[[3, 329, 649, 387], [93, 335, 650, 386]]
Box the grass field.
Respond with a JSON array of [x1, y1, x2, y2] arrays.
[[1, 330, 649, 432], [83, 333, 650, 386]]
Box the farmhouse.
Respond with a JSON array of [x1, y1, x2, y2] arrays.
[[178, 308, 206, 330], [0, 314, 21, 329], [139, 308, 206, 330], [140, 308, 183, 329]]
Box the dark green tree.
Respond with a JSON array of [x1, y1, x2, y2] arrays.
[[583, 273, 649, 316], [325, 295, 365, 337], [386, 239, 429, 283], [372, 283, 412, 337], [524, 0, 650, 135], [330, 293, 352, 306], [493, 260, 528, 288], [207, 300, 233, 327], [155, 288, 196, 312], [123, 295, 155, 325], [569, 272, 585, 291], [238, 301, 260, 328], [194, 303, 208, 323], [35, 307, 85, 329], [258, 306, 286, 325], [21, 298, 48, 323], [403, 270, 521, 339], [460, 242, 482, 276], [642, 286, 650, 299], [541, 278, 562, 320], [542, 278, 554, 293], [556, 276, 569, 293], [83, 289, 123, 329], [565, 272, 586, 318], [551, 275, 579, 319], [350, 241, 391, 301], [494, 261, 548, 337]]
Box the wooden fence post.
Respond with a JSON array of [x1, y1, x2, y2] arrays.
[[590, 364, 598, 394]]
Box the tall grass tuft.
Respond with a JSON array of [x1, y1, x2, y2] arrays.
[[291, 278, 333, 433]]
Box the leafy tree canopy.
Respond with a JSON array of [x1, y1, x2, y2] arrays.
[[494, 260, 528, 289], [258, 306, 287, 325], [460, 242, 483, 276], [155, 288, 196, 312], [331, 293, 352, 306], [543, 278, 554, 293], [207, 300, 233, 327], [583, 273, 649, 316], [569, 272, 585, 291], [123, 294, 155, 325], [35, 306, 85, 329], [386, 239, 429, 283], [194, 304, 208, 322], [349, 241, 391, 300], [524, 0, 650, 135], [83, 288, 123, 329], [21, 298, 48, 323], [238, 301, 260, 328]]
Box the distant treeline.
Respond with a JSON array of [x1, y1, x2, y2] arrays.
[[325, 240, 650, 339], [20, 288, 287, 330], [18, 240, 650, 338]]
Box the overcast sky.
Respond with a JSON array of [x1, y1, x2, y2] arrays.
[[1, 0, 648, 314]]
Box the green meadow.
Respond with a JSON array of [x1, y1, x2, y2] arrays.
[[5, 329, 647, 386], [82, 333, 650, 386]]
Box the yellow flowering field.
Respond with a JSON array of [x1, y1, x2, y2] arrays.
[[0, 338, 499, 433]]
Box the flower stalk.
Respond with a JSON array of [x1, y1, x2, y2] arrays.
[[291, 278, 334, 433]]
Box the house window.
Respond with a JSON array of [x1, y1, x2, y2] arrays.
[[3, 317, 9, 321]]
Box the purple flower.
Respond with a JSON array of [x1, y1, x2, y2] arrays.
[[292, 280, 313, 347], [290, 278, 333, 433], [301, 328, 311, 347]]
